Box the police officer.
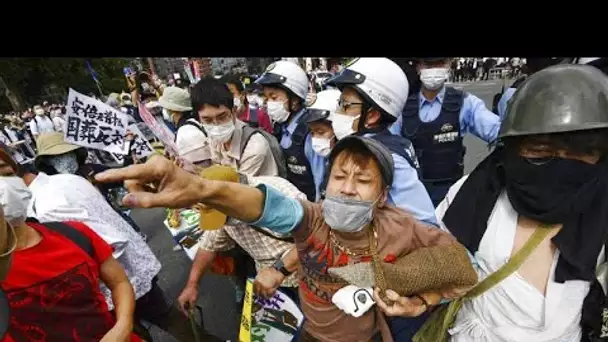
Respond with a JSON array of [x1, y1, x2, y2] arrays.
[[495, 57, 561, 120], [390, 57, 501, 207], [303, 89, 341, 200], [325, 57, 437, 227], [255, 61, 324, 201]]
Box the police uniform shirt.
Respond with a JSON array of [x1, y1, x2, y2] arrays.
[[497, 87, 517, 121], [279, 109, 325, 190], [390, 87, 501, 144]]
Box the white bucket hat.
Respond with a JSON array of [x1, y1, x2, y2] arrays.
[[158, 86, 192, 112]]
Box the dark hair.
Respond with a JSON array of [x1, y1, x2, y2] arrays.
[[221, 75, 244, 93], [191, 77, 234, 112], [503, 128, 608, 156]]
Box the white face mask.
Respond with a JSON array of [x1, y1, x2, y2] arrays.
[[330, 113, 359, 140], [0, 176, 32, 225], [162, 108, 172, 122], [203, 120, 236, 144], [233, 97, 242, 109], [311, 136, 333, 157], [266, 100, 290, 123], [420, 67, 449, 90], [246, 96, 257, 107], [35, 109, 45, 116], [48, 153, 80, 174]]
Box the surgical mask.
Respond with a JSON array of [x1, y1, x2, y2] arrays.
[[330, 113, 359, 140], [246, 96, 257, 106], [48, 152, 80, 174], [266, 100, 290, 123], [234, 97, 243, 109], [311, 136, 333, 157], [35, 109, 45, 116], [162, 108, 172, 122], [203, 120, 236, 144], [420, 68, 449, 90], [322, 195, 380, 233], [0, 176, 32, 226]]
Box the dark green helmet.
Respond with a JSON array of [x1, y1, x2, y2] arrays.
[[499, 64, 608, 139]]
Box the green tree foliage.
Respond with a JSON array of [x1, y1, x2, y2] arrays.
[[0, 58, 133, 111]]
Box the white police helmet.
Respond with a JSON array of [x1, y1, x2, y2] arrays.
[[255, 61, 309, 100], [304, 89, 341, 123], [326, 58, 409, 119]]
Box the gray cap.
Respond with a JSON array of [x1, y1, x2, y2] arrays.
[[328, 135, 394, 186], [500, 64, 608, 139]]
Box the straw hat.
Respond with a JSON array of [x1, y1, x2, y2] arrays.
[[34, 133, 86, 170]]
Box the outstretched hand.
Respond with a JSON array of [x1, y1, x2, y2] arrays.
[[94, 155, 204, 209]]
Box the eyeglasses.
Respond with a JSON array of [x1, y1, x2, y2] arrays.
[[338, 97, 364, 111], [523, 156, 555, 166]]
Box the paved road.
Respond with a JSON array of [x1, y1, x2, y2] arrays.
[[132, 79, 507, 341], [449, 78, 506, 173]]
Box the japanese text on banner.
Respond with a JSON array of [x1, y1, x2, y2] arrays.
[[137, 102, 178, 155], [65, 88, 129, 154], [127, 124, 155, 159]]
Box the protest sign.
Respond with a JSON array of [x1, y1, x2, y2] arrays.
[[65, 89, 129, 154], [239, 279, 304, 342], [128, 124, 155, 159], [137, 101, 178, 155], [135, 122, 155, 141]]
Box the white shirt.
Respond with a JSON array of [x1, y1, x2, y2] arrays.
[[437, 176, 590, 342], [29, 115, 55, 136], [52, 116, 65, 132], [27, 172, 162, 310]]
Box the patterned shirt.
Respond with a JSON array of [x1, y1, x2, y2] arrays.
[[27, 172, 162, 310], [198, 175, 306, 287]]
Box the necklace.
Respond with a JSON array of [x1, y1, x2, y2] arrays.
[[329, 226, 378, 257]]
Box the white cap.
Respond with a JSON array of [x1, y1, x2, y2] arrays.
[[176, 125, 211, 163], [326, 58, 409, 119], [255, 60, 309, 100]]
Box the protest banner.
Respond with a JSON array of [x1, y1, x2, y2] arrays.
[[239, 279, 304, 342], [128, 123, 155, 159], [137, 101, 178, 155], [65, 89, 129, 154], [135, 122, 156, 141]]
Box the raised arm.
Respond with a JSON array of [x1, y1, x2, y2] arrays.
[[94, 155, 265, 223]]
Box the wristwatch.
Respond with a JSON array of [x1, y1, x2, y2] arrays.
[[272, 258, 292, 277]]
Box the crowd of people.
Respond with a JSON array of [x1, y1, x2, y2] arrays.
[[0, 56, 607, 342]]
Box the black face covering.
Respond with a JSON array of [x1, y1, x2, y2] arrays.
[[443, 148, 608, 283], [502, 153, 601, 224]]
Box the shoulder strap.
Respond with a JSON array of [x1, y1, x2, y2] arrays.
[[240, 124, 256, 156], [465, 224, 553, 299], [42, 221, 95, 260], [240, 125, 288, 178]]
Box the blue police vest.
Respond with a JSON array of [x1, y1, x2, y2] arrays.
[[400, 87, 466, 184], [275, 120, 316, 202], [318, 129, 419, 200]]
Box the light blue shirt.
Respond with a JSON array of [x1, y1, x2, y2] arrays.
[[497, 87, 517, 121], [250, 184, 304, 235], [390, 87, 501, 143], [311, 157, 328, 202], [279, 109, 327, 199], [362, 132, 438, 227]]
